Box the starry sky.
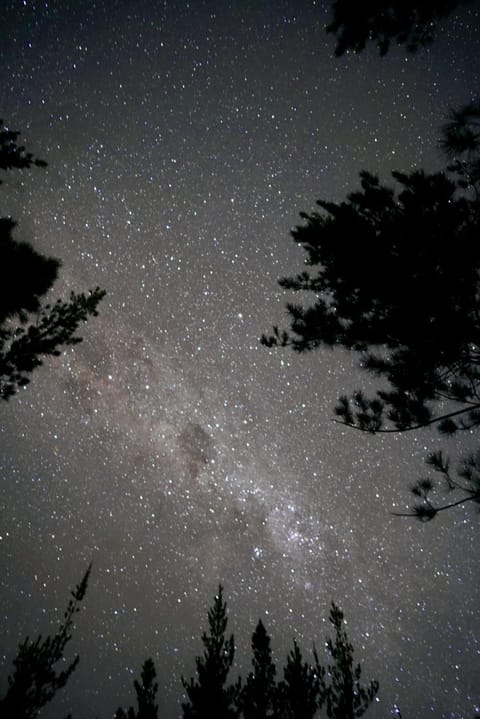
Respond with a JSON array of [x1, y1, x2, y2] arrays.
[[1, 1, 480, 717]]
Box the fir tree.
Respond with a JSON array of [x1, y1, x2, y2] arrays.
[[276, 640, 319, 719], [239, 620, 277, 719], [114, 658, 159, 719], [0, 564, 91, 719], [317, 603, 378, 719], [182, 585, 240, 719]]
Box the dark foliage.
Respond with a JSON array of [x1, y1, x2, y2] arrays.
[[0, 564, 91, 719], [239, 620, 277, 719], [0, 580, 379, 719], [182, 585, 240, 719], [276, 640, 320, 719], [0, 119, 105, 400], [115, 658, 159, 719], [440, 100, 480, 194], [327, 0, 472, 56], [0, 216, 60, 325], [0, 119, 47, 176], [318, 603, 379, 719], [237, 599, 377, 719], [0, 282, 105, 400], [263, 168, 479, 432], [262, 104, 480, 518]]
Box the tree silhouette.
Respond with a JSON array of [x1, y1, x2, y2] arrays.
[[276, 640, 320, 719], [0, 580, 380, 719], [318, 603, 378, 719], [114, 658, 159, 719], [0, 564, 91, 719], [441, 100, 480, 195], [0, 121, 47, 174], [0, 119, 105, 400], [325, 2, 480, 517], [326, 0, 472, 56], [262, 111, 480, 518], [239, 620, 277, 719], [182, 585, 240, 719]]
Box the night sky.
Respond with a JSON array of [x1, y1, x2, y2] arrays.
[[1, 1, 480, 717]]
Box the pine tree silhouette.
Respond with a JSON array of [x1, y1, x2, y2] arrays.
[[318, 603, 378, 719], [263, 114, 480, 518], [0, 565, 91, 719], [276, 640, 319, 719], [182, 585, 240, 719], [239, 620, 277, 719], [114, 658, 159, 719], [0, 119, 104, 400]]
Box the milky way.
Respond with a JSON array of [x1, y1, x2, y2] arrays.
[[1, 1, 480, 717]]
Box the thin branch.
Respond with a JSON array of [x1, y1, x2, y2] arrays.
[[334, 401, 480, 433], [392, 493, 480, 518], [440, 473, 472, 494]]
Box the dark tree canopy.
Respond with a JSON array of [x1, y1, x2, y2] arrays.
[[319, 603, 379, 719], [277, 640, 319, 719], [0, 119, 105, 400], [0, 216, 60, 324], [115, 658, 159, 719], [0, 565, 91, 719], [441, 100, 480, 192], [0, 121, 47, 175], [182, 590, 377, 719], [0, 580, 379, 718], [262, 104, 480, 518], [327, 0, 473, 55], [181, 585, 240, 719], [263, 168, 479, 432], [240, 620, 277, 719]]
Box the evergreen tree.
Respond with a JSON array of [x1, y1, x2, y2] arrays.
[[323, 1, 480, 519], [326, 0, 472, 56], [262, 113, 480, 518], [317, 603, 378, 719], [441, 100, 480, 194], [276, 640, 320, 719], [0, 564, 91, 719], [182, 585, 240, 719], [0, 119, 104, 400], [114, 658, 159, 719], [0, 121, 47, 174], [239, 620, 277, 719]]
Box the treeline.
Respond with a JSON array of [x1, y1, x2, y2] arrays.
[[0, 570, 378, 719]]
